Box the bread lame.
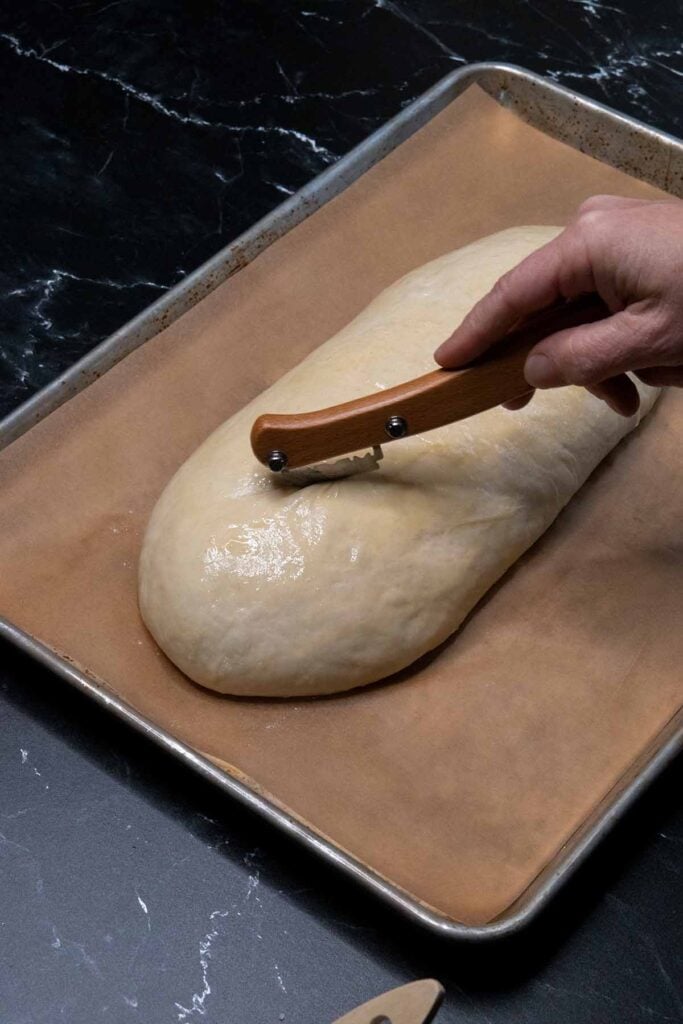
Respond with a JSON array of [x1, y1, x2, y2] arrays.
[[251, 294, 608, 486], [331, 979, 444, 1024]]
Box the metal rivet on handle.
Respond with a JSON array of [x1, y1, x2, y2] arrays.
[[385, 415, 408, 438], [267, 450, 288, 472]]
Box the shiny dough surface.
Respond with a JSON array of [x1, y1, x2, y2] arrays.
[[138, 227, 658, 697]]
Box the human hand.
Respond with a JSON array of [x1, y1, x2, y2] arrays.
[[434, 196, 683, 415]]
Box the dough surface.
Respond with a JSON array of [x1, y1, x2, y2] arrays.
[[139, 227, 658, 697]]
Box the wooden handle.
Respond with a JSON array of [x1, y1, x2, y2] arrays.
[[251, 294, 609, 471], [331, 979, 444, 1024]]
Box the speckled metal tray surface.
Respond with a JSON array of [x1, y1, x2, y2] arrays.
[[2, 64, 682, 941]]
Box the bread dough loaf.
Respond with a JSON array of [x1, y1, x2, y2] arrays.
[[139, 227, 658, 697]]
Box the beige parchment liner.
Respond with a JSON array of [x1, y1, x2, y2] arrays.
[[1, 85, 681, 926]]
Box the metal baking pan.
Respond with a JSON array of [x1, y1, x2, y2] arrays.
[[2, 63, 682, 941]]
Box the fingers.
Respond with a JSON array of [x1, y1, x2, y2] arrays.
[[435, 226, 594, 368], [434, 237, 565, 366], [635, 366, 683, 387], [434, 194, 656, 370], [523, 309, 661, 389], [501, 377, 640, 417], [434, 193, 678, 370], [501, 377, 640, 416], [586, 374, 641, 416]]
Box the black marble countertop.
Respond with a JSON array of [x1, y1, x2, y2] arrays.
[[1, 2, 681, 1022]]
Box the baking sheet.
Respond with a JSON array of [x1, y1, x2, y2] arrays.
[[1, 83, 681, 927]]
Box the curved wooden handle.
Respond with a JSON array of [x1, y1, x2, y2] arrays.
[[331, 979, 444, 1024], [251, 294, 609, 471]]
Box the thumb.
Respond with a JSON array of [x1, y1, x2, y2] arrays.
[[524, 309, 655, 389]]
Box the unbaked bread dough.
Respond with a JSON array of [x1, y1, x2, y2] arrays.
[[139, 227, 658, 697]]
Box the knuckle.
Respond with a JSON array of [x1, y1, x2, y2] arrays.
[[576, 208, 608, 236], [490, 270, 521, 315], [577, 195, 610, 215], [560, 330, 601, 385], [643, 306, 679, 360], [623, 304, 675, 363]]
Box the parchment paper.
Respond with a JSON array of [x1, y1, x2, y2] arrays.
[[1, 85, 681, 926]]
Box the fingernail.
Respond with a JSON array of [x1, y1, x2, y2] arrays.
[[525, 352, 560, 389]]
